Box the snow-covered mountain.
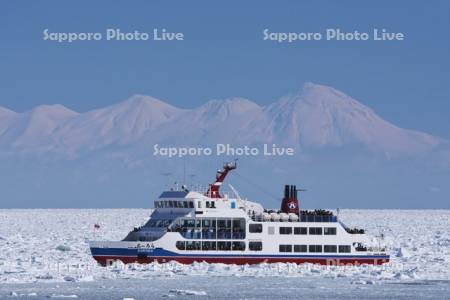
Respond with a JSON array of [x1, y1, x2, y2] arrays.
[[0, 104, 77, 151], [1, 83, 449, 208], [262, 83, 443, 156], [0, 83, 445, 158]]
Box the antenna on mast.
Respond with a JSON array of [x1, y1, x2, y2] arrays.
[[229, 184, 241, 200], [183, 157, 186, 185]]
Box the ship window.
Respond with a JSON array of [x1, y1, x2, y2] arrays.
[[232, 219, 246, 239], [294, 245, 307, 252], [249, 224, 263, 233], [249, 241, 262, 251], [189, 201, 194, 208], [279, 227, 292, 235], [309, 245, 322, 253], [218, 241, 231, 251], [217, 219, 232, 239], [164, 201, 168, 208], [309, 227, 322, 235], [206, 201, 210, 208], [279, 244, 292, 252], [197, 201, 202, 208], [184, 219, 196, 228], [210, 201, 216, 208], [186, 241, 201, 250], [169, 201, 174, 208], [218, 219, 231, 227], [294, 227, 307, 235], [202, 219, 217, 239], [338, 245, 351, 253], [202, 241, 217, 251], [324, 245, 337, 253], [182, 201, 187, 208], [232, 241, 246, 251], [176, 241, 185, 250], [268, 226, 275, 235], [324, 227, 336, 235]]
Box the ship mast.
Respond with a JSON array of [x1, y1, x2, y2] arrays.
[[206, 160, 237, 198]]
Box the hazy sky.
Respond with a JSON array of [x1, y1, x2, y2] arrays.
[[1, 1, 449, 138]]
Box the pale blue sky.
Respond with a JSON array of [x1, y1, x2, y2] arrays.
[[1, 0, 449, 138]]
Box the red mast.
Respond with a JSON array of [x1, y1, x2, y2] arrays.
[[206, 160, 237, 198]]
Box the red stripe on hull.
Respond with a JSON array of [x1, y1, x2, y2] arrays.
[[93, 255, 389, 267]]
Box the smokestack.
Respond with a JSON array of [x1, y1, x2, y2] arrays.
[[281, 184, 300, 215]]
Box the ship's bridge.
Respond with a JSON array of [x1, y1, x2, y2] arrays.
[[154, 189, 252, 214]]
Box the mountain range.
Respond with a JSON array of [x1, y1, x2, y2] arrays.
[[1, 83, 449, 208], [0, 83, 447, 157]]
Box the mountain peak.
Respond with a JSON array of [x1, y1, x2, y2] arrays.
[[200, 97, 260, 115], [0, 106, 16, 117], [124, 94, 173, 107], [298, 82, 361, 104], [29, 104, 78, 118], [263, 82, 442, 154], [108, 94, 184, 117], [285, 82, 377, 118]]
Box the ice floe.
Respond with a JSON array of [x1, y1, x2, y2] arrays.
[[0, 209, 449, 284]]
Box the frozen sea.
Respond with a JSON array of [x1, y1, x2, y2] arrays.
[[0, 209, 449, 299]]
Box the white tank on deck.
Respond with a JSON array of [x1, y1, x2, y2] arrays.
[[270, 213, 281, 222], [279, 213, 289, 222], [262, 212, 271, 221], [288, 213, 299, 222]]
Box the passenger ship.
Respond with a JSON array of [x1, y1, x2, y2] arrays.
[[89, 161, 389, 266]]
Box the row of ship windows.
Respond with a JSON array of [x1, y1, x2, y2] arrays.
[[176, 241, 246, 251], [169, 218, 246, 240], [279, 245, 351, 253], [249, 224, 337, 235], [154, 200, 218, 209], [279, 227, 336, 235], [146, 220, 337, 239], [175, 241, 351, 253], [154, 200, 195, 209]]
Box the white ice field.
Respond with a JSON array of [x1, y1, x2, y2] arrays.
[[0, 209, 449, 298]]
